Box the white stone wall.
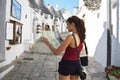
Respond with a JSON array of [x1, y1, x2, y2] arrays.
[[93, 0, 120, 67], [93, 0, 108, 67], [20, 0, 32, 41], [78, 0, 108, 67], [119, 0, 120, 41], [0, 0, 6, 61], [111, 0, 120, 66], [78, 0, 120, 67], [3, 0, 32, 64]]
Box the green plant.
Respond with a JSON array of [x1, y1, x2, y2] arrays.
[[105, 65, 120, 79]]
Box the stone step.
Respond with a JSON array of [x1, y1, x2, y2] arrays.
[[0, 62, 14, 79]]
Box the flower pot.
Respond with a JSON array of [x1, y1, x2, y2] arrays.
[[108, 74, 120, 80], [105, 65, 120, 80]]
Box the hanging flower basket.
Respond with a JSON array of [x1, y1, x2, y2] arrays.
[[105, 65, 120, 80]]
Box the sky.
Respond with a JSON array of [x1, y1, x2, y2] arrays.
[[44, 0, 79, 14]]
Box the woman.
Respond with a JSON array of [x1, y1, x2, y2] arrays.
[[42, 16, 86, 80]]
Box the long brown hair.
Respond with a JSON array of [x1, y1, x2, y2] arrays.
[[66, 16, 86, 43]]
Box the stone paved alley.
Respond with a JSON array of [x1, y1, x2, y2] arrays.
[[1, 32, 108, 80]]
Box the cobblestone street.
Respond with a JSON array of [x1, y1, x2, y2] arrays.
[[1, 42, 108, 80]]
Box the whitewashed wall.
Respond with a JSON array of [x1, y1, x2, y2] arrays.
[[93, 0, 108, 67], [78, 0, 108, 67], [3, 0, 32, 64], [86, 0, 120, 67], [111, 0, 120, 66], [20, 0, 32, 41], [0, 0, 6, 61]]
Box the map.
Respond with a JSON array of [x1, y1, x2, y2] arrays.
[[42, 31, 60, 46]]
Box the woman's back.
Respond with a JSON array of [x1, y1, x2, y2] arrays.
[[62, 33, 83, 60]]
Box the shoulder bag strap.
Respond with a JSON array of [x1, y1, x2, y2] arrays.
[[84, 42, 88, 55], [72, 34, 82, 65], [72, 34, 88, 56]]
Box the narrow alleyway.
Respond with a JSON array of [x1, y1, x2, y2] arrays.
[[1, 32, 108, 80]]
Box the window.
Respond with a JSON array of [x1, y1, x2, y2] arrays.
[[9, 20, 22, 44], [11, 0, 21, 20]]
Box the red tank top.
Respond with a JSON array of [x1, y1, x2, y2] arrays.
[[62, 43, 83, 61]]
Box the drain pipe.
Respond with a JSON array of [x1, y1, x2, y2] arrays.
[[107, 0, 112, 66], [117, 0, 119, 41]]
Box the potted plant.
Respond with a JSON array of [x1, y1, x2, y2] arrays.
[[105, 65, 120, 80]]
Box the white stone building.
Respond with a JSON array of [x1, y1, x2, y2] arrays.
[[77, 0, 120, 67], [0, 0, 65, 78]]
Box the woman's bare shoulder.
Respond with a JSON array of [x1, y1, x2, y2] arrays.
[[66, 34, 73, 39], [63, 34, 73, 44]]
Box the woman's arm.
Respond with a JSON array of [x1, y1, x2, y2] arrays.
[[42, 35, 72, 55]]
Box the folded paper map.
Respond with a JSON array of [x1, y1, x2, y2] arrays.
[[42, 31, 60, 46]]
